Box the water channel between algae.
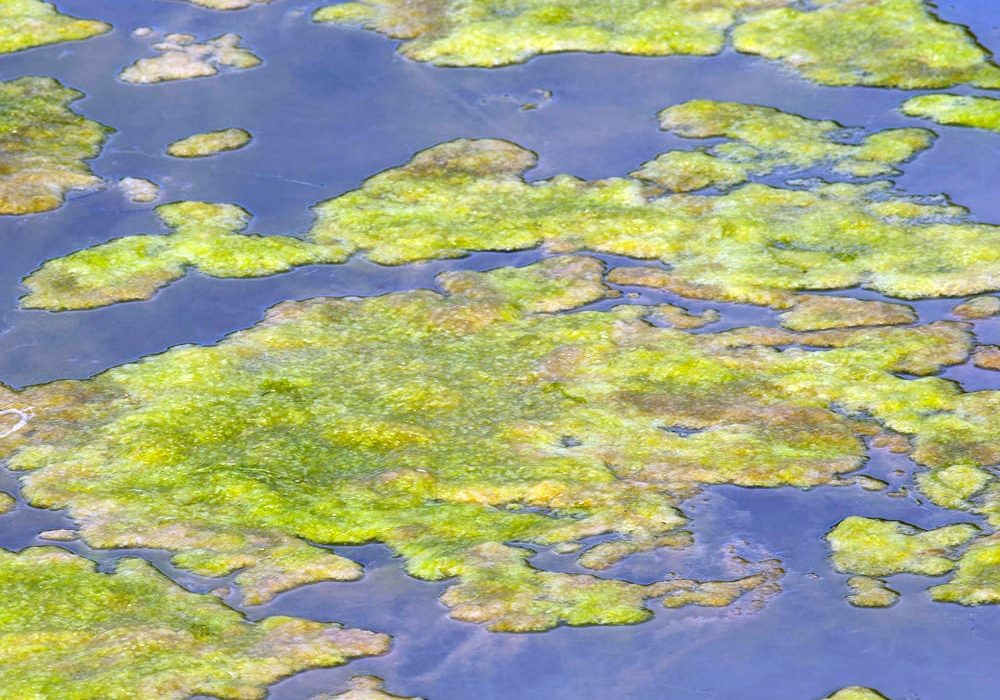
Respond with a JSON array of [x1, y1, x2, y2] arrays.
[[4, 0, 1000, 699]]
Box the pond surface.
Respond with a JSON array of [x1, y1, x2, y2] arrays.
[[3, 1, 1000, 698]]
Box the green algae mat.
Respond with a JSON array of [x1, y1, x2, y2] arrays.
[[4, 1, 1000, 699]]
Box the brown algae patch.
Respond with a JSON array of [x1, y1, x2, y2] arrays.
[[827, 516, 978, 577], [972, 345, 1000, 371], [0, 0, 108, 55], [0, 547, 389, 698], [845, 576, 899, 608], [902, 94, 1000, 133], [120, 33, 261, 84], [314, 0, 998, 89], [778, 295, 915, 332], [952, 295, 1000, 319], [0, 77, 110, 215], [1, 258, 996, 629], [167, 128, 252, 158], [313, 675, 421, 700], [22, 202, 350, 310]]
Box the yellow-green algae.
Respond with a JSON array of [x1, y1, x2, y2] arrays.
[[22, 202, 349, 310], [845, 575, 899, 608], [916, 464, 990, 509], [902, 94, 1000, 133], [827, 516, 978, 577], [822, 689, 890, 700], [635, 100, 934, 192], [0, 0, 108, 55], [731, 0, 1000, 89], [2, 257, 997, 630], [0, 492, 13, 515], [314, 0, 1000, 89], [952, 295, 1000, 319], [777, 295, 915, 332], [314, 0, 792, 68], [929, 534, 1000, 604], [0, 77, 110, 215], [313, 676, 420, 700], [0, 547, 389, 700], [24, 103, 1000, 313], [120, 33, 261, 84], [167, 128, 252, 158]]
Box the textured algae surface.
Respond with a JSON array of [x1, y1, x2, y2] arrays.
[[0, 77, 110, 215], [120, 33, 261, 84], [4, 256, 999, 630], [167, 128, 252, 158], [0, 547, 389, 700], [902, 94, 1000, 134], [0, 0, 108, 55], [314, 0, 999, 89], [823, 689, 890, 700], [827, 516, 978, 577], [313, 675, 421, 699]]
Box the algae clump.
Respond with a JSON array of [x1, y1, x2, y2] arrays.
[[822, 689, 890, 700], [22, 202, 350, 310], [902, 94, 1000, 133], [187, 0, 271, 8], [827, 516, 978, 577], [845, 576, 899, 608], [0, 0, 108, 55], [167, 128, 252, 158], [0, 547, 389, 699], [1, 257, 994, 630], [120, 33, 261, 84], [313, 676, 421, 700], [0, 77, 110, 215]]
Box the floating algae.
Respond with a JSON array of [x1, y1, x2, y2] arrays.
[[0, 77, 110, 215], [973, 346, 1000, 371], [902, 94, 1000, 134], [0, 492, 12, 515], [120, 33, 261, 84], [25, 102, 1000, 312], [822, 689, 890, 700], [118, 177, 160, 203], [827, 516, 978, 577], [314, 0, 1000, 89], [845, 576, 899, 608], [2, 257, 997, 630], [312, 675, 421, 700], [0, 547, 389, 699], [22, 202, 349, 310], [186, 0, 272, 9], [0, 0, 108, 55], [952, 295, 1000, 319], [167, 128, 252, 158]]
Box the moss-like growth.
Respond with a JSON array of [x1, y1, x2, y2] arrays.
[[0, 547, 389, 699], [0, 0, 108, 55], [646, 303, 720, 330], [917, 464, 991, 509], [972, 345, 1000, 371], [778, 295, 915, 332], [118, 177, 160, 203], [0, 77, 110, 215], [930, 535, 1000, 605], [22, 202, 350, 310], [314, 0, 791, 68], [313, 676, 420, 700], [822, 689, 890, 700], [952, 295, 1000, 319], [0, 492, 13, 515], [827, 516, 978, 577], [167, 128, 252, 158], [902, 94, 1000, 133], [635, 100, 934, 192], [732, 0, 1000, 89], [845, 575, 898, 607], [315, 0, 998, 89], [120, 33, 261, 84], [2, 258, 996, 628]]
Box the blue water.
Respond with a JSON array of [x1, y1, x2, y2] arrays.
[[2, 1, 1000, 698]]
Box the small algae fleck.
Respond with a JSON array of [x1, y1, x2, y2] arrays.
[[0, 547, 389, 699], [0, 259, 995, 629], [167, 128, 252, 158], [120, 33, 261, 84], [827, 516, 978, 577], [315, 0, 998, 89], [118, 177, 160, 203], [22, 201, 350, 310], [313, 675, 421, 700], [0, 492, 13, 515], [822, 689, 890, 700], [732, 0, 1000, 89], [972, 345, 1000, 371], [845, 575, 899, 608], [37, 528, 77, 541], [186, 0, 271, 9], [952, 295, 1000, 319], [0, 0, 108, 55], [902, 94, 1000, 134], [0, 77, 110, 215], [778, 295, 915, 332]]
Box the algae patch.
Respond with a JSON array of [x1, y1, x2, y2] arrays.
[[120, 33, 261, 84], [827, 516, 978, 577], [0, 547, 388, 699], [0, 0, 108, 55], [822, 689, 890, 700], [0, 77, 110, 215], [186, 0, 272, 9], [313, 676, 421, 699], [167, 128, 252, 158], [902, 94, 1000, 133]]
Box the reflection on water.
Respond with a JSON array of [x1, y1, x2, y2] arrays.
[[2, 1, 1000, 698]]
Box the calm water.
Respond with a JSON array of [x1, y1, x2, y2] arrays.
[[2, 1, 1000, 698]]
